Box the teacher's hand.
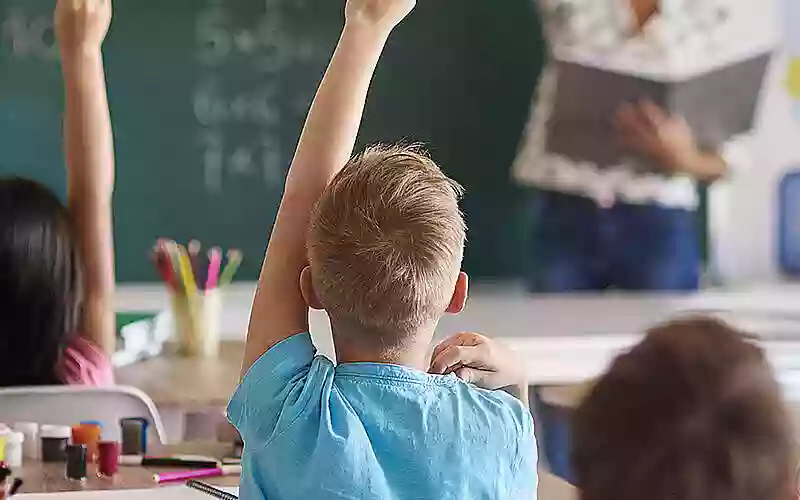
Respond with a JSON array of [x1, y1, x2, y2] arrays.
[[615, 100, 726, 180], [615, 100, 699, 173]]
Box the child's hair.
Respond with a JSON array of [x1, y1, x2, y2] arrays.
[[0, 177, 83, 386], [308, 144, 465, 349], [572, 317, 793, 500]]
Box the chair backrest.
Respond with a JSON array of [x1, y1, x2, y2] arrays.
[[0, 386, 166, 444]]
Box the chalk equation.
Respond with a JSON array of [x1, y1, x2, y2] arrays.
[[195, 0, 320, 194], [200, 130, 284, 193], [1, 9, 58, 60], [2, 1, 321, 195]]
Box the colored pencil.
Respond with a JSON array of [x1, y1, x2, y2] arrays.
[[206, 247, 223, 291], [188, 239, 206, 288], [152, 243, 177, 291], [176, 245, 198, 296], [151, 239, 241, 293], [218, 250, 243, 287], [154, 465, 241, 484], [164, 241, 184, 291]]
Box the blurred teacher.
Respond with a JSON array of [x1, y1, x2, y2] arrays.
[[513, 0, 764, 293], [513, 0, 774, 482]]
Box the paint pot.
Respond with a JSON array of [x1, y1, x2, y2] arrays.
[[119, 418, 148, 455], [12, 423, 38, 460], [72, 423, 102, 462], [66, 444, 88, 481], [3, 432, 23, 468], [97, 441, 120, 477], [40, 425, 71, 463]]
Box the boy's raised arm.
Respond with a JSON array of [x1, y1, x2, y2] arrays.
[[241, 0, 416, 375], [56, 0, 116, 355]]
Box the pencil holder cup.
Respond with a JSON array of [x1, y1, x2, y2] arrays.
[[172, 289, 223, 358]]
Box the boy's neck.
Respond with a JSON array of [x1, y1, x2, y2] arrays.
[[333, 323, 434, 372]]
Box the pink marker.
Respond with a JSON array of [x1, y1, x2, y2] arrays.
[[205, 247, 223, 291], [153, 464, 241, 484]]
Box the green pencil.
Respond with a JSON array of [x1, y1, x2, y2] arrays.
[[218, 250, 243, 287]]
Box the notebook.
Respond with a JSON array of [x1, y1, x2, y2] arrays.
[[545, 52, 772, 170], [17, 486, 239, 499]]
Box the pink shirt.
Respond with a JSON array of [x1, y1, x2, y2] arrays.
[[59, 336, 114, 386]]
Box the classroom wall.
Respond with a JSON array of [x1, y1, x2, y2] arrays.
[[711, 0, 797, 285]]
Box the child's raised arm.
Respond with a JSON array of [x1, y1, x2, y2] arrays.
[[56, 0, 116, 355], [241, 0, 415, 375]]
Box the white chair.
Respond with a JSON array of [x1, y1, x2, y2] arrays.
[[0, 385, 166, 444]]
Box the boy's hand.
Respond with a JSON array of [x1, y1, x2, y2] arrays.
[[345, 0, 416, 34], [55, 0, 111, 53], [429, 333, 527, 391]]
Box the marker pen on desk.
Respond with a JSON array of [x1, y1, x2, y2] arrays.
[[119, 455, 220, 468], [154, 465, 241, 484], [7, 478, 23, 497]]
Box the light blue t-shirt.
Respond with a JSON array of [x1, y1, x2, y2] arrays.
[[227, 333, 538, 500]]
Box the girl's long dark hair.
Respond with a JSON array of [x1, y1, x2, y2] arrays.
[[0, 178, 83, 386]]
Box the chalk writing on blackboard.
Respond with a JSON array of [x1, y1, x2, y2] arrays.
[[193, 79, 281, 127], [195, 0, 319, 194], [1, 9, 58, 60]]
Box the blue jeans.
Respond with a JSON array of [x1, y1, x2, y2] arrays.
[[527, 189, 701, 481], [526, 190, 701, 292]]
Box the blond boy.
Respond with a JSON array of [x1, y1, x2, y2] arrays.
[[227, 0, 537, 498]]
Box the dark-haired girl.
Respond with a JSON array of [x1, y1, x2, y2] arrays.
[[0, 0, 115, 387]]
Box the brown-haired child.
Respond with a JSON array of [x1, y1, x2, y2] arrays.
[[573, 317, 795, 500]]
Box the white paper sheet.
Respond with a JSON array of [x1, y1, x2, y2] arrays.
[[18, 486, 239, 499]]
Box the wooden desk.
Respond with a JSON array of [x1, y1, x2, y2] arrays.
[[19, 446, 575, 500], [115, 343, 244, 411], [17, 442, 237, 494], [539, 383, 594, 410], [540, 472, 577, 500]]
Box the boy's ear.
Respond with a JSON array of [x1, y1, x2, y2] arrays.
[[300, 266, 324, 311], [446, 272, 469, 314]]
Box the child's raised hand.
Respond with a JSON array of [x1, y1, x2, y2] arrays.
[[429, 333, 527, 391], [55, 0, 112, 53], [345, 0, 416, 34]]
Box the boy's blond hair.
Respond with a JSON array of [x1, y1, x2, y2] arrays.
[[308, 144, 465, 347]]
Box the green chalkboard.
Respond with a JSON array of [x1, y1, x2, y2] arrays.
[[0, 0, 543, 282]]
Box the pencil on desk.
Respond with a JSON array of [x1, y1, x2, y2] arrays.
[[154, 465, 241, 484]]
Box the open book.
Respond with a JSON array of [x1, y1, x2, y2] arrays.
[[545, 52, 772, 170]]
